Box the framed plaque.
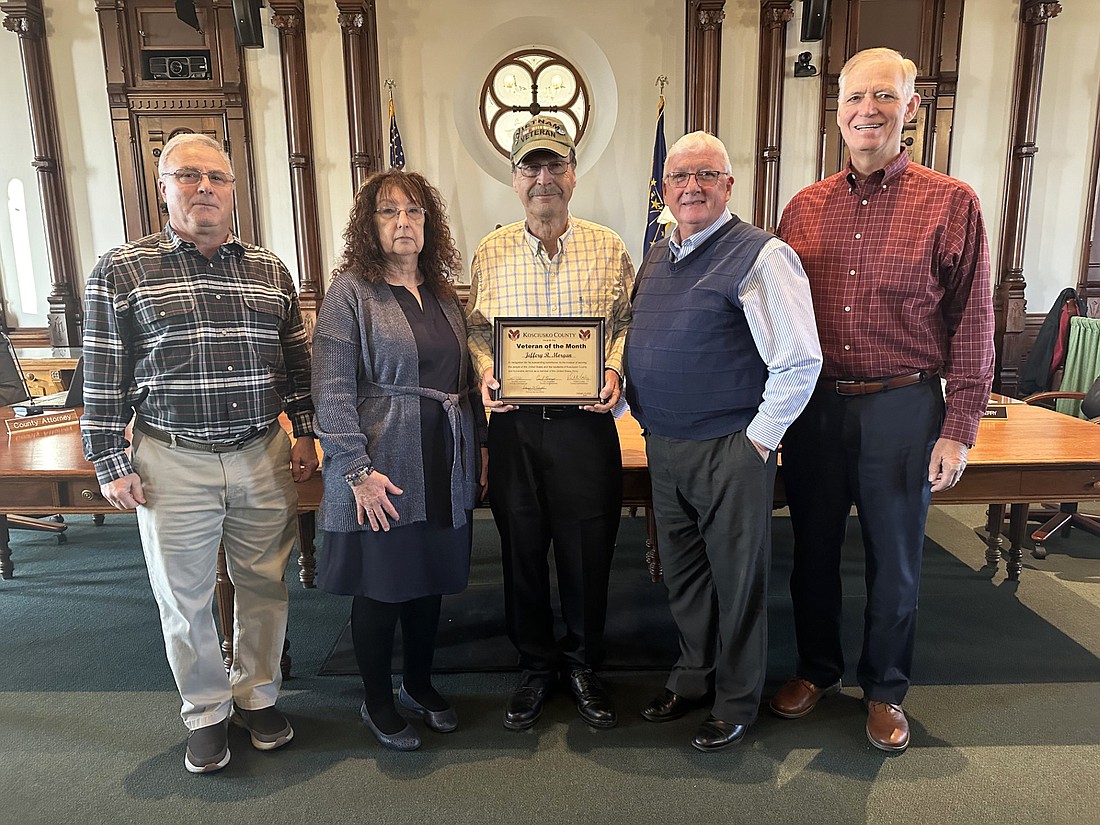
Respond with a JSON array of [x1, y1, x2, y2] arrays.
[[493, 317, 605, 404]]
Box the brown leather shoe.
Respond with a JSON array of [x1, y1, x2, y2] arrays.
[[865, 700, 909, 752], [769, 677, 842, 719]]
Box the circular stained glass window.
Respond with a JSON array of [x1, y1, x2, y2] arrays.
[[480, 48, 591, 159]]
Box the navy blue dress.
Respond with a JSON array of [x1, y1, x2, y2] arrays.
[[317, 284, 472, 602]]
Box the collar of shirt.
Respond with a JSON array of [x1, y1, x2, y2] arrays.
[[523, 218, 574, 261], [163, 221, 246, 259], [843, 150, 910, 193], [669, 210, 732, 261]]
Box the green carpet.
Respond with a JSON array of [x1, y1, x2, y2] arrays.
[[2, 508, 1099, 825]]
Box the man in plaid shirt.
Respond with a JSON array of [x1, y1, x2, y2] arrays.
[[466, 116, 634, 732], [773, 48, 995, 753], [81, 133, 317, 774]]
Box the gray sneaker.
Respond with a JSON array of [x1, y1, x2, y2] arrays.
[[231, 704, 294, 751], [185, 719, 230, 774]]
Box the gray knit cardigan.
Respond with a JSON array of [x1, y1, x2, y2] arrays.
[[311, 273, 485, 533]]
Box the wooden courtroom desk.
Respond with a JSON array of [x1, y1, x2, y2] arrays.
[[3, 403, 1100, 588]]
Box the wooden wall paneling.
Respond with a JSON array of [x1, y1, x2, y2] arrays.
[[94, 1, 259, 246], [269, 0, 324, 332], [337, 0, 384, 191], [2, 0, 83, 346], [993, 0, 1062, 398], [754, 1, 793, 232], [1079, 77, 1100, 318], [817, 0, 963, 180], [95, 0, 145, 241], [685, 0, 726, 135]]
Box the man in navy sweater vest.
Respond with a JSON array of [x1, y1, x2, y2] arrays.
[[624, 132, 821, 751]]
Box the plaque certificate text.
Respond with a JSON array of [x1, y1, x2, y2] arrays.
[[493, 317, 605, 405]]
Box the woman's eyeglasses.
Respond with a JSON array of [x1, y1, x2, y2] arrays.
[[375, 206, 427, 222]]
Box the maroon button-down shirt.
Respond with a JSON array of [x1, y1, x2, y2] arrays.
[[777, 152, 994, 446]]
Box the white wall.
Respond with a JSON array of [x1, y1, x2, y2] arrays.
[[0, 0, 1097, 318]]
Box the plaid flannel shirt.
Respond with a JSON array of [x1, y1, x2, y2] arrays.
[[777, 153, 994, 446], [81, 224, 314, 484], [466, 216, 634, 379]]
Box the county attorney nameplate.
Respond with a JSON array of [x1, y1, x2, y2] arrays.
[[493, 317, 605, 405]]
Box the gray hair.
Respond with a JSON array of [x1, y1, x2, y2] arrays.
[[158, 133, 233, 176], [838, 48, 918, 102], [665, 131, 732, 176]]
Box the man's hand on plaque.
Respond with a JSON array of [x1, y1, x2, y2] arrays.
[[581, 368, 621, 414], [480, 366, 517, 413]]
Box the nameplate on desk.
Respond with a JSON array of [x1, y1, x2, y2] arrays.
[[5, 409, 79, 434], [982, 405, 1008, 419]]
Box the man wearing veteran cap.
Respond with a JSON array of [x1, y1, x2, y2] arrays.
[[466, 115, 634, 731]]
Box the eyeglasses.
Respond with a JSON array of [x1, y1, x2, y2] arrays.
[[159, 168, 236, 187], [664, 170, 727, 188], [515, 160, 572, 178], [375, 206, 427, 222]]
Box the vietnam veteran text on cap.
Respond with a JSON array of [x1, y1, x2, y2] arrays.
[[510, 116, 575, 164]]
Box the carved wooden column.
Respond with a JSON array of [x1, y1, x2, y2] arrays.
[[994, 0, 1062, 396], [685, 0, 726, 135], [2, 0, 82, 346], [336, 0, 384, 191], [270, 0, 324, 330], [754, 1, 793, 232]]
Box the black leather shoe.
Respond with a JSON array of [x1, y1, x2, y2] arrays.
[[504, 682, 552, 731], [691, 715, 748, 752], [641, 688, 708, 723], [567, 668, 617, 729]]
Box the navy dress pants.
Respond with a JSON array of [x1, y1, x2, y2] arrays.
[[781, 379, 944, 704]]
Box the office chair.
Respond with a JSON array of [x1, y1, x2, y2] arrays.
[[1018, 373, 1100, 556]]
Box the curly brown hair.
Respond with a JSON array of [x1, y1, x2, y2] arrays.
[[333, 170, 461, 298]]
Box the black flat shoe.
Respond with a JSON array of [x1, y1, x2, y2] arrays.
[[504, 683, 552, 731], [567, 668, 617, 729], [360, 702, 421, 751], [398, 684, 458, 733], [691, 715, 748, 751], [640, 688, 709, 723]]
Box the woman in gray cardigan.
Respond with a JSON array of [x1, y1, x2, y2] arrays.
[[313, 171, 487, 751]]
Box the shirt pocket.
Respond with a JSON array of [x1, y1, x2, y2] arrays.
[[131, 289, 196, 328], [243, 289, 289, 372], [243, 290, 289, 324]]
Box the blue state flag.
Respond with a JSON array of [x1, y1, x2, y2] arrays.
[[388, 98, 406, 170], [644, 95, 667, 251]]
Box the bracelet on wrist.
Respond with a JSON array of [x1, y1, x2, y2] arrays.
[[343, 464, 375, 487]]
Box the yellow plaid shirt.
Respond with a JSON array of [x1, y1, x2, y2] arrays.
[[466, 216, 635, 378]]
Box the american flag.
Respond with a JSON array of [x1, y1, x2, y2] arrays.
[[388, 97, 405, 170]]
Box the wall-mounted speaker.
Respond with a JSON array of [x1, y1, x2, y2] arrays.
[[232, 0, 264, 49], [800, 0, 827, 42]]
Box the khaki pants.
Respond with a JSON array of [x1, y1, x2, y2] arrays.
[[131, 427, 298, 730]]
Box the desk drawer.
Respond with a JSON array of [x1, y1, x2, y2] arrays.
[[62, 480, 108, 508], [1020, 469, 1100, 500], [0, 480, 62, 508]]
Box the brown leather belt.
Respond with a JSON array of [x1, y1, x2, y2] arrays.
[[830, 371, 934, 397], [135, 419, 276, 453]]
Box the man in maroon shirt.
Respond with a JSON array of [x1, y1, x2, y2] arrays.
[[773, 47, 994, 753]]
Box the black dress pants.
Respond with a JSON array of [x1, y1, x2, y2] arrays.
[[781, 379, 944, 704], [487, 408, 622, 680]]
